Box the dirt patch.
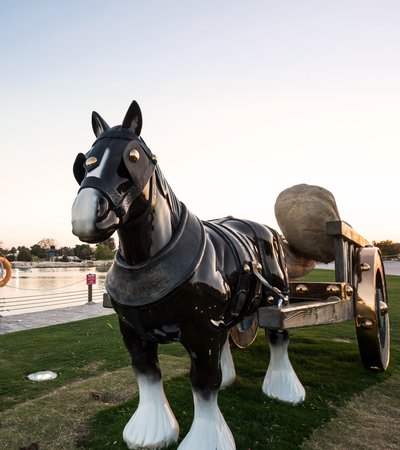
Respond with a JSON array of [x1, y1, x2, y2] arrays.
[[0, 354, 189, 450], [302, 371, 400, 449]]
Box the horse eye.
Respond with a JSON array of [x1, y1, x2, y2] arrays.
[[86, 156, 98, 167], [129, 149, 140, 162]]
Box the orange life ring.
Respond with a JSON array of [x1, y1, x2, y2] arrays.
[[0, 257, 12, 287]]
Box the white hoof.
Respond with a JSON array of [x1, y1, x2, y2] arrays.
[[220, 338, 236, 389], [123, 376, 179, 449], [178, 392, 235, 450], [263, 331, 305, 405], [262, 363, 305, 404]]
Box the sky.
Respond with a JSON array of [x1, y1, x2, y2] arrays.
[[1, 0, 399, 250]]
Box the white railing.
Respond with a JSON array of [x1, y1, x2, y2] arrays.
[[0, 287, 105, 315]]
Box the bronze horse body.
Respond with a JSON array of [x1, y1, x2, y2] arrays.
[[71, 101, 305, 450]]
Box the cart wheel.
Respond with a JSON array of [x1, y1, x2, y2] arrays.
[[230, 314, 259, 349], [354, 247, 390, 371]]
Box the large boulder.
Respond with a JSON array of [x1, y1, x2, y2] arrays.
[[282, 240, 316, 280], [275, 184, 341, 263]]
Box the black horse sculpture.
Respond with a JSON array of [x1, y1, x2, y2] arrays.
[[71, 100, 305, 450]]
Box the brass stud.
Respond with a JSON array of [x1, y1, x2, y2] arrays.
[[358, 263, 371, 272], [361, 319, 373, 330], [86, 156, 97, 167], [379, 301, 388, 316], [256, 263, 262, 271], [295, 284, 308, 295], [326, 284, 341, 295], [243, 263, 251, 274], [152, 154, 158, 163], [129, 149, 140, 162], [267, 296, 275, 303], [345, 285, 354, 297]]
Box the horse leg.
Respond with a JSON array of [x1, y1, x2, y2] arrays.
[[178, 330, 235, 450], [220, 336, 236, 389], [119, 319, 179, 449], [262, 329, 305, 404]]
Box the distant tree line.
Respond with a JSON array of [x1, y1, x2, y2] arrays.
[[2, 238, 398, 262], [0, 237, 116, 262], [373, 240, 400, 257]]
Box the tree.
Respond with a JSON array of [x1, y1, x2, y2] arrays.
[[31, 244, 47, 260], [37, 238, 58, 249], [373, 240, 400, 257], [31, 238, 59, 261], [17, 246, 32, 262], [102, 237, 116, 251], [60, 246, 74, 257], [74, 244, 93, 260], [94, 243, 115, 260], [0, 241, 9, 256]]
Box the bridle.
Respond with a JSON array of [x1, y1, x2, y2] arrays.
[[74, 128, 157, 224]]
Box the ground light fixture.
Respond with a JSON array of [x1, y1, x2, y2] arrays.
[[27, 371, 58, 382]]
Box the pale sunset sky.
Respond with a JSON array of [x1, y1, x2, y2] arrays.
[[1, 1, 399, 249]]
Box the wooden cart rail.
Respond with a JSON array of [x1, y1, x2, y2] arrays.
[[258, 220, 371, 331], [326, 220, 370, 283], [258, 281, 354, 330]]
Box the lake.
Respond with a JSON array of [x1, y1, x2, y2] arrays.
[[0, 266, 108, 316]]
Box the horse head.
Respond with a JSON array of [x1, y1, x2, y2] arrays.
[[71, 100, 157, 243]]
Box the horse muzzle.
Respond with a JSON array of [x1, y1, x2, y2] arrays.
[[71, 187, 120, 242]]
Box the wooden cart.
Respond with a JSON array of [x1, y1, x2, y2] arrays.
[[231, 221, 390, 371]]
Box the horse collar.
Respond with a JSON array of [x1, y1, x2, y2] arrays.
[[106, 204, 206, 307]]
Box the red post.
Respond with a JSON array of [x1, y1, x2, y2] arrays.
[[86, 273, 96, 304]]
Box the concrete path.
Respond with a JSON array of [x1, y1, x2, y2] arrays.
[[0, 302, 115, 335]]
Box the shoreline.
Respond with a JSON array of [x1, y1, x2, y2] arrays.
[[10, 260, 400, 275], [11, 260, 113, 269]]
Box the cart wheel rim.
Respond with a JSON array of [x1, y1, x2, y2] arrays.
[[376, 287, 388, 346], [355, 247, 390, 371], [230, 314, 259, 349]]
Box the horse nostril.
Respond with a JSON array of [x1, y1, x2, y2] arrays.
[[97, 196, 109, 218]]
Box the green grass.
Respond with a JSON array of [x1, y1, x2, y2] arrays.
[[0, 315, 185, 411], [0, 269, 399, 450], [80, 331, 389, 450], [80, 270, 399, 450]]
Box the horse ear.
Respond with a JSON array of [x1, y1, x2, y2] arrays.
[[122, 100, 142, 136], [92, 111, 110, 138]]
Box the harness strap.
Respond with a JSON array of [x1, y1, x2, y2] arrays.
[[79, 172, 157, 224], [127, 173, 157, 226], [203, 221, 262, 328], [233, 219, 290, 299], [93, 130, 155, 161], [79, 176, 125, 207], [205, 218, 290, 328], [106, 204, 206, 308]]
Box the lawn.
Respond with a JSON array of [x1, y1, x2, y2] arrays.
[[0, 270, 398, 450]]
